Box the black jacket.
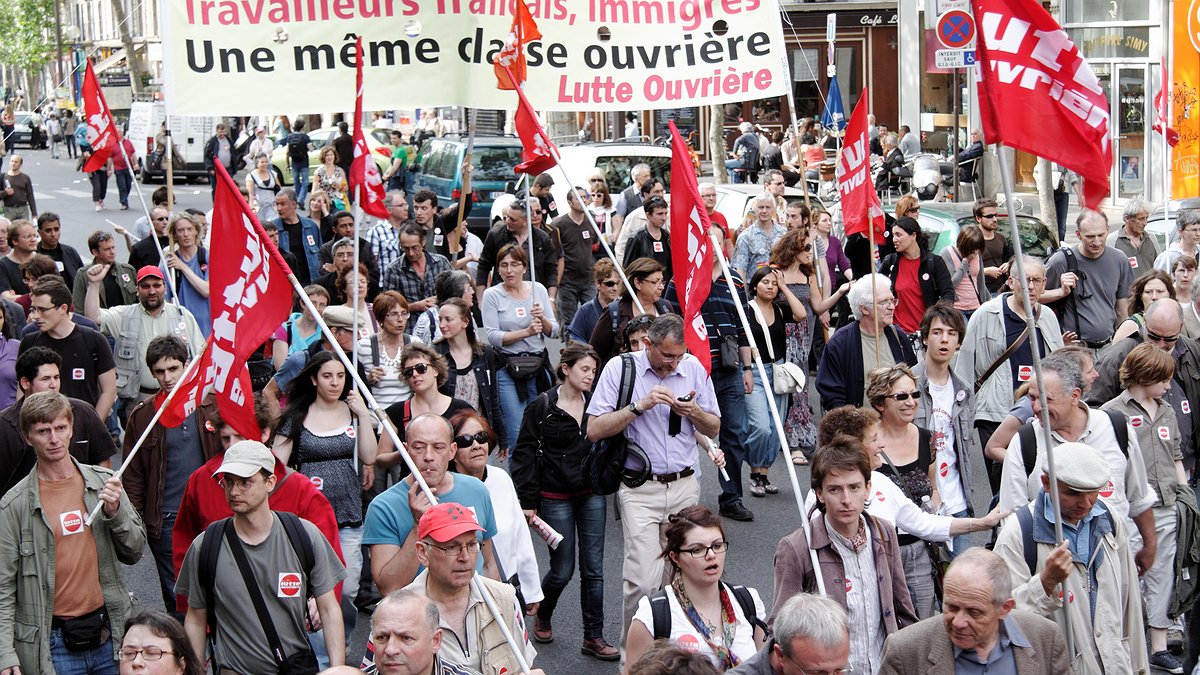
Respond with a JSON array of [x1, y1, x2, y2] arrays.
[[510, 386, 593, 509], [816, 320, 919, 411], [435, 341, 508, 449], [878, 250, 956, 312]]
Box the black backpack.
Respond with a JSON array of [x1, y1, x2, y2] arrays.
[[1015, 408, 1128, 477], [647, 584, 767, 639], [583, 353, 637, 495], [287, 133, 309, 163]]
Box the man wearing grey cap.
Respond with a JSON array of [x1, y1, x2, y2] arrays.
[[993, 442, 1147, 674]]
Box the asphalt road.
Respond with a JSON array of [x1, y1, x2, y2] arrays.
[[14, 146, 998, 671]]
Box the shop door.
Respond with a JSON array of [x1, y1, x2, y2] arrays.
[[1115, 65, 1148, 199]]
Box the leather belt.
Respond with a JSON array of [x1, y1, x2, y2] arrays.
[[139, 386, 158, 395], [650, 468, 695, 483], [1082, 339, 1111, 350]]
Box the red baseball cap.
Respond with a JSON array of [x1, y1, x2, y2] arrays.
[[417, 503, 484, 543], [136, 265, 164, 283]]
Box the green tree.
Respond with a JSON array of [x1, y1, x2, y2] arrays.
[[0, 0, 53, 95]]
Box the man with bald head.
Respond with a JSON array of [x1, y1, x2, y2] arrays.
[[1088, 298, 1200, 473], [362, 414, 500, 594], [1042, 210, 1133, 350], [364, 589, 482, 675], [880, 548, 1069, 673]]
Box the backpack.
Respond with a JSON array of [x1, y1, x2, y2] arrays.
[[583, 353, 637, 495], [287, 133, 309, 163], [647, 584, 767, 640], [1015, 408, 1128, 478], [1013, 500, 1114, 575], [1047, 247, 1081, 334], [198, 511, 315, 640]]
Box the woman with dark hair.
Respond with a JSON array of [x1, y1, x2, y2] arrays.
[[272, 350, 377, 612], [589, 256, 673, 365], [413, 269, 476, 343], [625, 505, 766, 672], [314, 145, 348, 208], [119, 610, 203, 675], [450, 410, 544, 620], [940, 224, 989, 322], [0, 304, 18, 407], [359, 290, 418, 407], [511, 342, 619, 660], [375, 343, 474, 469], [337, 262, 377, 338], [435, 297, 508, 455], [878, 217, 955, 334], [1112, 268, 1175, 343]]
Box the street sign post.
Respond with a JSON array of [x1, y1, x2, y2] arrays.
[[936, 9, 976, 49], [935, 49, 977, 68]]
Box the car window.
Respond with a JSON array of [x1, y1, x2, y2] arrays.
[[309, 130, 333, 149], [425, 142, 460, 179], [595, 155, 672, 193], [369, 129, 391, 146], [474, 146, 522, 182]]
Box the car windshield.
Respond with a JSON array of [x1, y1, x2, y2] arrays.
[[595, 155, 672, 192], [474, 146, 523, 182]]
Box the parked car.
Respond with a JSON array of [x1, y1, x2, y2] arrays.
[[410, 135, 525, 237], [127, 101, 223, 183], [270, 126, 392, 186], [917, 202, 1059, 259], [713, 184, 819, 236], [9, 112, 41, 149]]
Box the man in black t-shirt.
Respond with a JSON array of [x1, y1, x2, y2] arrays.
[[975, 199, 1014, 293], [35, 212, 84, 287], [129, 207, 171, 271], [18, 277, 116, 419]]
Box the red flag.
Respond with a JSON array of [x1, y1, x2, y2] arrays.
[[82, 61, 119, 173], [162, 163, 293, 440], [668, 121, 713, 374], [973, 0, 1111, 209], [509, 73, 558, 175], [493, 0, 542, 90], [1153, 57, 1180, 147], [349, 37, 389, 219], [836, 90, 886, 243]]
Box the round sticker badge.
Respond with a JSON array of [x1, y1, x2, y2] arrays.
[[1099, 481, 1115, 498], [875, 491, 885, 503], [1159, 426, 1171, 441], [940, 462, 949, 478], [676, 635, 701, 653], [346, 426, 356, 439], [1184, 400, 1192, 414], [844, 579, 853, 593], [515, 306, 527, 318], [311, 476, 324, 491], [1130, 415, 1143, 428]]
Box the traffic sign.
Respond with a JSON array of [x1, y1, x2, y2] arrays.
[[935, 49, 977, 69], [937, 10, 976, 49]]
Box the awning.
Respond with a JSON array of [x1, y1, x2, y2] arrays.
[[91, 43, 147, 75]]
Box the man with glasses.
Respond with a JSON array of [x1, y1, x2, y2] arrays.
[[761, 169, 787, 223], [363, 414, 501, 595], [973, 199, 1013, 294], [553, 187, 598, 329], [177, 440, 347, 672], [72, 230, 137, 310], [474, 203, 558, 300], [1155, 209, 1200, 273], [1043, 210, 1133, 351], [956, 259, 1064, 490], [1108, 197, 1160, 279], [127, 207, 172, 274], [369, 190, 412, 280], [728, 593, 850, 675], [587, 313, 721, 646], [382, 224, 452, 332], [317, 237, 379, 305], [816, 273, 918, 411]]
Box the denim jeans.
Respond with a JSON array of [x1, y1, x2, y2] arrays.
[[294, 161, 311, 205], [496, 368, 540, 450], [148, 512, 179, 617], [556, 282, 596, 334], [744, 361, 786, 468], [537, 494, 607, 639], [725, 158, 748, 182], [49, 628, 118, 675], [114, 168, 133, 207], [948, 509, 971, 558], [711, 368, 748, 508], [339, 525, 364, 639]]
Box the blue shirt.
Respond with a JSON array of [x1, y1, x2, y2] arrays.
[[161, 248, 211, 337], [953, 614, 1030, 674], [362, 473, 498, 575], [568, 296, 604, 343]]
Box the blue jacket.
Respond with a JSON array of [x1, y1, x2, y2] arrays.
[[816, 320, 918, 411], [274, 216, 322, 283]]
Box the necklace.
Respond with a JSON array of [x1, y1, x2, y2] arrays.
[[377, 335, 404, 370]]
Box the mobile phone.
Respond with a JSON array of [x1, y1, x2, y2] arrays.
[[677, 392, 695, 402]]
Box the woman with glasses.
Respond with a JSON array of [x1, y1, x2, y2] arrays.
[[375, 343, 475, 471], [940, 224, 989, 323], [483, 244, 559, 450], [895, 194, 921, 222], [771, 229, 851, 467], [511, 342, 620, 661], [273, 350, 378, 617], [358, 290, 418, 408], [867, 364, 940, 619], [589, 257, 672, 365], [119, 610, 203, 675], [589, 185, 617, 257], [450, 411, 545, 627], [878, 217, 955, 335], [1112, 269, 1175, 343], [337, 262, 378, 339], [625, 505, 766, 672], [435, 297, 508, 456]]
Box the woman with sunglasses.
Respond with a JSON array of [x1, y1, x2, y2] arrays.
[[375, 343, 475, 471], [119, 610, 203, 675], [589, 257, 673, 366], [511, 342, 620, 660], [589, 184, 616, 258], [273, 350, 378, 615], [867, 363, 940, 619], [878, 217, 955, 335], [435, 297, 508, 457], [449, 411, 546, 634], [483, 243, 559, 451], [625, 505, 765, 673], [770, 228, 851, 467]]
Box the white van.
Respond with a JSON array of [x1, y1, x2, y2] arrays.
[[126, 101, 222, 183]]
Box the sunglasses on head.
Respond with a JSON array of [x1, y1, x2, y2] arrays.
[[402, 363, 431, 378], [454, 431, 491, 447]]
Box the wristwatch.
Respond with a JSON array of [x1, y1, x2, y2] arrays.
[[628, 401, 643, 416], [742, 365, 753, 372]]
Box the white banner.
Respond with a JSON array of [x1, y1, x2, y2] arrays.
[[160, 0, 790, 114]]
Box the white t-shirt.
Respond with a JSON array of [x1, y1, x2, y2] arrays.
[[928, 378, 967, 514], [632, 584, 764, 668]]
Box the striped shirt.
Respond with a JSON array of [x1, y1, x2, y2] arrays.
[[665, 273, 750, 364], [368, 219, 402, 280]]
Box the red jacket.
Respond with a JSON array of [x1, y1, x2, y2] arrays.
[[171, 452, 344, 614]]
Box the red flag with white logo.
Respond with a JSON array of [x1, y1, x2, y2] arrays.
[[161, 163, 293, 440], [837, 90, 886, 243], [508, 73, 558, 175], [667, 121, 713, 374], [82, 61, 119, 173], [493, 0, 542, 90], [349, 37, 389, 220], [973, 0, 1111, 209], [1153, 57, 1179, 147]]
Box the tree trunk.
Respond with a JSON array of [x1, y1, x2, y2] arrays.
[[108, 0, 146, 94], [1035, 157, 1055, 226], [710, 104, 726, 183]]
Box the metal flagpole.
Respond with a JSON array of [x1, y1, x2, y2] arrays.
[[351, 183, 362, 475], [774, 0, 814, 207], [116, 136, 181, 304], [711, 232, 826, 595], [996, 144, 1074, 657], [867, 215, 881, 368]]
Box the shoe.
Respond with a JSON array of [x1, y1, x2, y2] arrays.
[[581, 637, 620, 661], [1151, 649, 1184, 674], [532, 618, 553, 644], [719, 502, 754, 522], [1168, 628, 1185, 654], [120, 204, 129, 210], [748, 474, 765, 498], [94, 203, 102, 211], [760, 475, 779, 494]]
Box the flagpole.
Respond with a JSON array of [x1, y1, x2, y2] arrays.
[[455, 109, 476, 236], [84, 345, 209, 526], [165, 128, 176, 214], [710, 232, 825, 596], [1163, 56, 1172, 207], [351, 183, 362, 476], [997, 143, 1074, 656], [117, 137, 182, 305], [867, 215, 881, 369]]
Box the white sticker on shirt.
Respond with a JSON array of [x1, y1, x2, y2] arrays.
[[72, 368, 85, 381], [582, 229, 590, 239], [1129, 257, 1139, 269], [1184, 400, 1192, 414], [1017, 365, 1033, 382], [1130, 415, 1143, 428], [1159, 426, 1171, 440], [311, 476, 324, 491], [306, 235, 315, 247], [60, 510, 84, 536], [652, 241, 664, 253], [346, 426, 356, 439], [433, 235, 444, 247], [515, 306, 527, 318], [55, 261, 64, 272], [278, 572, 303, 598]]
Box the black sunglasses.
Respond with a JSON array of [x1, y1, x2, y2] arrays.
[[454, 431, 491, 447], [1147, 330, 1180, 344], [601, 280, 620, 287], [402, 363, 432, 378], [886, 391, 919, 402]]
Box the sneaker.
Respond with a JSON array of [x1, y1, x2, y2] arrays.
[[532, 618, 553, 644], [760, 475, 779, 494], [748, 474, 766, 498], [1151, 649, 1184, 674], [581, 637, 620, 661], [719, 501, 754, 522]]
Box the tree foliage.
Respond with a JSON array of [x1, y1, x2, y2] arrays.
[[0, 0, 53, 73]]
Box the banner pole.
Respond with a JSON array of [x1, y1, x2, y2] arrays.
[[455, 109, 476, 236], [867, 215, 881, 369], [165, 129, 175, 213], [710, 232, 825, 596], [117, 137, 182, 306]]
